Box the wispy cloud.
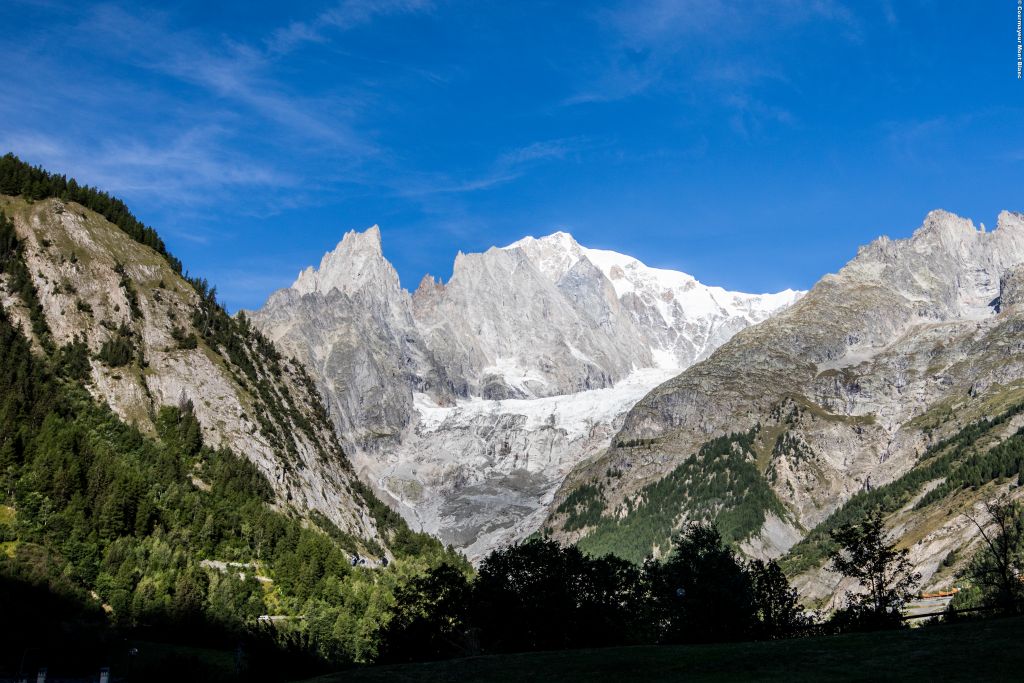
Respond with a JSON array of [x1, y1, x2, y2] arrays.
[[268, 0, 435, 53], [397, 137, 596, 196], [560, 55, 664, 106], [81, 5, 374, 154], [883, 114, 969, 165], [0, 1, 440, 214], [0, 127, 291, 206], [564, 0, 861, 113], [724, 95, 796, 139], [605, 0, 859, 47], [494, 137, 593, 167], [881, 0, 898, 27]]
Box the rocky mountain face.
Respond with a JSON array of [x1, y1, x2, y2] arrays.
[[548, 209, 1024, 603], [255, 226, 458, 450], [0, 194, 389, 556], [252, 228, 801, 558], [17, 174, 1022, 605]]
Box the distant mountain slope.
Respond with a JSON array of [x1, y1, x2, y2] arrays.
[[252, 227, 800, 558], [547, 209, 1024, 600]]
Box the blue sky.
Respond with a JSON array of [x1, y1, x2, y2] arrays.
[[2, 1, 1022, 311]]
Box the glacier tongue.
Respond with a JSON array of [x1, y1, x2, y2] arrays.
[[377, 366, 681, 560], [252, 227, 802, 559]]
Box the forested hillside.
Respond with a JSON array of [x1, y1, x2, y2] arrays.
[[559, 430, 789, 563], [0, 155, 464, 678]]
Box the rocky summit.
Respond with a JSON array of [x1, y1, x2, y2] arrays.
[[252, 229, 801, 558]]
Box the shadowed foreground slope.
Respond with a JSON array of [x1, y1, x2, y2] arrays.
[[300, 615, 1024, 682]]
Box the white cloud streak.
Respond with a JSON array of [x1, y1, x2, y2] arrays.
[[268, 0, 435, 53], [81, 5, 374, 154], [563, 0, 860, 120], [0, 127, 292, 206], [396, 137, 596, 196]]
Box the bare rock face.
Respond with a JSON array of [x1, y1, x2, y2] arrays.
[[997, 262, 1024, 312], [551, 209, 1024, 597], [413, 245, 642, 399], [611, 210, 1024, 448], [252, 227, 800, 559], [254, 227, 459, 451], [0, 196, 386, 554]]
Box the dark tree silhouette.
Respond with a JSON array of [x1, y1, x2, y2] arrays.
[[470, 538, 646, 653], [749, 558, 810, 639], [828, 508, 919, 631], [650, 522, 757, 644], [379, 563, 473, 663]]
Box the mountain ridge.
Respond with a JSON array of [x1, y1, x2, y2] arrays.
[[252, 225, 802, 558], [546, 208, 1024, 604], [0, 193, 392, 552]]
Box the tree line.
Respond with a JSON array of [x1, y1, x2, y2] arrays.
[[0, 153, 180, 272], [382, 495, 1024, 666], [377, 508, 927, 664]]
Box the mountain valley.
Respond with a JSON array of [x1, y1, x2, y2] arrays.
[[6, 155, 1023, 608], [247, 204, 1024, 597]]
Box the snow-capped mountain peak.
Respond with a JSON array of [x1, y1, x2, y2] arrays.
[[504, 231, 586, 281], [255, 225, 804, 559], [503, 230, 804, 366]]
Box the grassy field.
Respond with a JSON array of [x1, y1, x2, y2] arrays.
[[300, 616, 1024, 682]]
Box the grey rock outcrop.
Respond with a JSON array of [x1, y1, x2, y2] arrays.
[[255, 227, 458, 450], [997, 262, 1024, 312], [613, 210, 1024, 447], [412, 245, 643, 399]]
